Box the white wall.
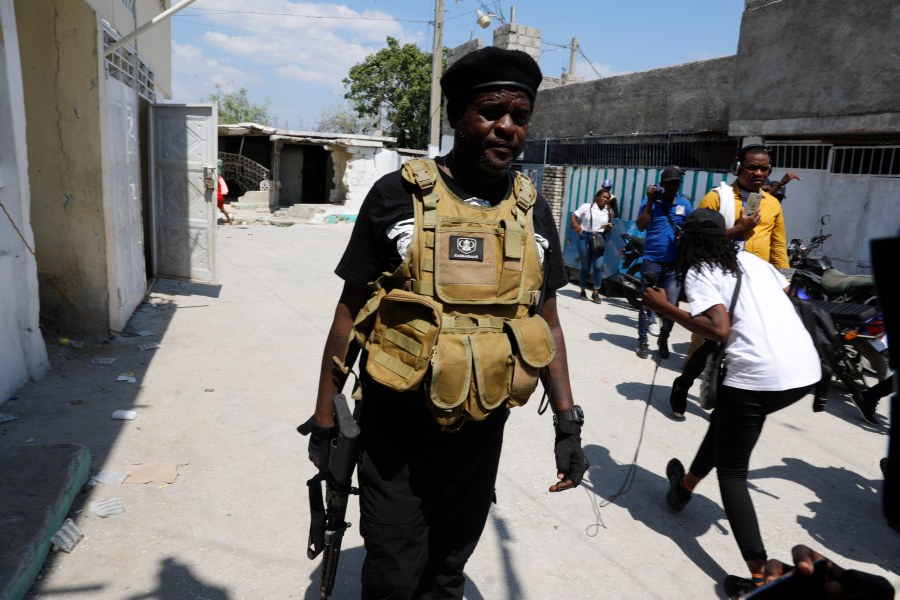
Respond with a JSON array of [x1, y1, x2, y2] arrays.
[[0, 0, 49, 401], [327, 146, 403, 217]]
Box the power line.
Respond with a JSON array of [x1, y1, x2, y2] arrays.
[[178, 8, 428, 23]]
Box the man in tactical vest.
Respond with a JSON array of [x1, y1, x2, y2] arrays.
[[304, 47, 588, 599]]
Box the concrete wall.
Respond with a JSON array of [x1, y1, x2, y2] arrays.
[[16, 0, 110, 338], [528, 57, 735, 139], [0, 0, 49, 400], [730, 0, 900, 137], [327, 146, 403, 217]]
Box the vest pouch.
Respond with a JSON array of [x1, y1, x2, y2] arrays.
[[427, 332, 472, 425], [365, 289, 442, 392], [469, 331, 513, 419], [504, 316, 557, 406]]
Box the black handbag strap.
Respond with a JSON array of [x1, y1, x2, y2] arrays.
[[727, 270, 742, 321], [662, 204, 680, 237]]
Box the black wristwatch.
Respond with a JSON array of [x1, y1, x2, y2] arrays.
[[553, 405, 584, 428]]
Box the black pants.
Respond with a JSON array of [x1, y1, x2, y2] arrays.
[[358, 385, 508, 599], [688, 384, 812, 561]]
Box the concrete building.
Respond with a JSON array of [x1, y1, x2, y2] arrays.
[[217, 123, 417, 220], [0, 0, 175, 400]]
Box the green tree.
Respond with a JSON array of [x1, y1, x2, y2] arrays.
[[315, 101, 377, 135], [343, 37, 442, 149], [209, 84, 273, 126]]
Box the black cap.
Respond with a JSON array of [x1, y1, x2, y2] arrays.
[[440, 47, 542, 104], [683, 208, 726, 236], [660, 165, 683, 182]]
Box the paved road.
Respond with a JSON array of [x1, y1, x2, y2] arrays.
[[5, 222, 897, 599]]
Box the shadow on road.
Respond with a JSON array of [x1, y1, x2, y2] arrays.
[[580, 444, 730, 594], [126, 557, 229, 599], [751, 457, 899, 575]]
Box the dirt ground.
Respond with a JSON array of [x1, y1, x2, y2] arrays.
[[2, 220, 897, 599]]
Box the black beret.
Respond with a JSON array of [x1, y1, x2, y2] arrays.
[[440, 47, 542, 104]]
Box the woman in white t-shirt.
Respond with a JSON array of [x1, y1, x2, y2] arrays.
[[570, 189, 613, 303], [643, 208, 821, 596]]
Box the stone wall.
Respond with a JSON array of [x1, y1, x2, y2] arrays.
[[540, 166, 566, 229], [529, 57, 735, 139], [492, 23, 540, 62], [729, 0, 900, 137]]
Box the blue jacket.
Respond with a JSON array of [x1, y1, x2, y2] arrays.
[[638, 195, 693, 262]]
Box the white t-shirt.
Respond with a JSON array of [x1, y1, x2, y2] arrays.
[[685, 252, 821, 391], [572, 203, 610, 233]]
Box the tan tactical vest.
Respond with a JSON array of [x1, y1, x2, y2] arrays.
[[353, 159, 556, 429]]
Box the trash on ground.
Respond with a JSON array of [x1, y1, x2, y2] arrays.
[[125, 462, 186, 484], [89, 471, 129, 486], [138, 342, 160, 352], [0, 413, 18, 424], [89, 497, 126, 518], [70, 399, 82, 405], [59, 338, 85, 349], [115, 374, 137, 383], [90, 357, 117, 366], [111, 409, 137, 420], [7, 395, 18, 401], [135, 330, 155, 337], [51, 518, 84, 553], [204, 388, 214, 392]]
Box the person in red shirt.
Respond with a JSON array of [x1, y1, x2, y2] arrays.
[[216, 159, 233, 225]]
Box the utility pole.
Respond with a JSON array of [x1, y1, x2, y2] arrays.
[[568, 37, 578, 81], [428, 0, 444, 157]]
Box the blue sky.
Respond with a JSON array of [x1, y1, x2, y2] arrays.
[[171, 0, 744, 130]]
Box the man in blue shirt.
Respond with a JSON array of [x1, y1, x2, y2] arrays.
[[635, 166, 693, 359]]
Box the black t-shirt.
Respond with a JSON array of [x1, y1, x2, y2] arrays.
[[335, 165, 568, 294]]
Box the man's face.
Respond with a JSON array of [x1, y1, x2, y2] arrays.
[[737, 151, 771, 191], [451, 88, 533, 177], [660, 179, 680, 201]]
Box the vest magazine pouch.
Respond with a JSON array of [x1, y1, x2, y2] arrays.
[[364, 288, 442, 392], [505, 315, 556, 368], [469, 331, 513, 418], [427, 332, 472, 424], [434, 221, 523, 306], [505, 315, 556, 406]]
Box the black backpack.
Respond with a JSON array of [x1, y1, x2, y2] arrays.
[[789, 296, 836, 410]]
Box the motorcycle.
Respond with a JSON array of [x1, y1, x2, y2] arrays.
[[818, 300, 889, 393], [617, 233, 645, 310], [565, 219, 646, 308], [788, 216, 879, 306]]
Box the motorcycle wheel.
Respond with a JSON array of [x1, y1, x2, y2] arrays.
[[623, 263, 643, 310], [835, 338, 889, 393]]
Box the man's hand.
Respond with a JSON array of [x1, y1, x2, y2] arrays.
[[298, 416, 336, 474], [759, 544, 893, 599], [646, 184, 658, 202], [642, 286, 669, 313], [550, 421, 589, 492], [734, 208, 761, 234]]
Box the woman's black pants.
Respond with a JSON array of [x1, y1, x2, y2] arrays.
[[688, 384, 812, 562]]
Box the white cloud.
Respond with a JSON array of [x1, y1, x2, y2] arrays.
[[172, 1, 430, 127]]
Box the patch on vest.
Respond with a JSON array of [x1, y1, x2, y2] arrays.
[[449, 236, 484, 261]]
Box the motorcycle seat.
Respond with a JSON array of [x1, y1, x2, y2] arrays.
[[821, 269, 874, 293], [813, 300, 876, 324]]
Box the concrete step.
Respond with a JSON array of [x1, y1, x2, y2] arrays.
[[0, 444, 91, 600]]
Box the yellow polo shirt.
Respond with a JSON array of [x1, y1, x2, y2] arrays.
[[699, 183, 789, 268]]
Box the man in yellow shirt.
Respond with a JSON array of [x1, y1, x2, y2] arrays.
[[669, 145, 790, 420]]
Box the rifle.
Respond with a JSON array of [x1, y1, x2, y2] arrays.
[[298, 347, 361, 599]]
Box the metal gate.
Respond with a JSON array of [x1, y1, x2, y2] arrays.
[[148, 104, 218, 283]]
